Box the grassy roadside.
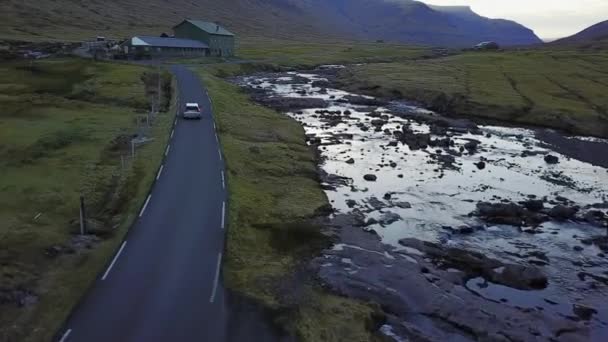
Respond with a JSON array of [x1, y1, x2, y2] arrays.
[[336, 49, 608, 137], [0, 58, 174, 341], [197, 66, 383, 341]]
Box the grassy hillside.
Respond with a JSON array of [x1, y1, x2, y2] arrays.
[[198, 66, 383, 341], [0, 59, 173, 341], [336, 50, 608, 137], [0, 0, 540, 47], [0, 0, 340, 42]]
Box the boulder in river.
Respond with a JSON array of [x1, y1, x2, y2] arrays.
[[521, 199, 544, 212], [544, 154, 560, 164], [548, 205, 579, 221], [364, 174, 378, 182]]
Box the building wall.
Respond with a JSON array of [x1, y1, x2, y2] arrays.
[[173, 21, 235, 57], [122, 44, 208, 57]]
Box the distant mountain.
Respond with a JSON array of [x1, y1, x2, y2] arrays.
[[553, 20, 608, 46], [0, 0, 542, 47]]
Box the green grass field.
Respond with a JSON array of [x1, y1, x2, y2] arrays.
[[198, 66, 383, 341], [336, 49, 608, 137], [174, 40, 431, 69], [0, 58, 174, 341]]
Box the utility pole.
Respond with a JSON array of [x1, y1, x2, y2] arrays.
[[79, 195, 87, 235], [157, 61, 162, 113]]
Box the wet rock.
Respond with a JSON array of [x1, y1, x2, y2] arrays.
[[544, 154, 559, 164], [395, 126, 430, 150], [340, 95, 387, 106], [476, 202, 526, 226], [346, 199, 357, 208], [365, 218, 379, 226], [429, 137, 452, 148], [475, 161, 486, 170], [583, 210, 606, 227], [489, 264, 548, 290], [319, 170, 351, 188], [378, 212, 402, 226], [346, 158, 355, 164], [250, 95, 329, 111], [430, 124, 448, 136], [521, 199, 544, 212], [581, 236, 608, 252], [314, 204, 335, 216], [464, 140, 480, 152], [548, 205, 579, 221], [433, 154, 456, 169], [572, 304, 597, 320], [367, 197, 386, 211], [399, 239, 547, 290], [364, 174, 378, 182], [371, 119, 387, 127], [383, 192, 393, 200], [394, 201, 412, 209], [389, 162, 397, 168], [311, 80, 332, 88]]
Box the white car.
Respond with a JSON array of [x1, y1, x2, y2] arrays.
[[183, 102, 202, 119]]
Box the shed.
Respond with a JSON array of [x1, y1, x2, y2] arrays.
[[121, 36, 209, 57]]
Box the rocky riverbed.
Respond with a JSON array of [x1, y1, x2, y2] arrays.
[[235, 66, 608, 341]]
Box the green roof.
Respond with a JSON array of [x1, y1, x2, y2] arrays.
[[178, 20, 235, 36]]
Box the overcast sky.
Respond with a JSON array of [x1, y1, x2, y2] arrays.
[[419, 0, 608, 40]]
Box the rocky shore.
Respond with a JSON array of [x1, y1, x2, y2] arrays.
[[235, 67, 608, 341]]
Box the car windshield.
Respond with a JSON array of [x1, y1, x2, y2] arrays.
[[186, 105, 199, 111]]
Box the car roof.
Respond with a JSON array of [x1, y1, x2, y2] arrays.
[[186, 102, 199, 107]]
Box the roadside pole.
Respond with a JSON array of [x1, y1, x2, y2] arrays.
[[79, 195, 87, 235]]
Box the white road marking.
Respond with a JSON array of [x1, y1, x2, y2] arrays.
[[174, 118, 178, 125], [213, 122, 217, 131], [33, 213, 42, 220], [102, 242, 127, 281], [59, 329, 72, 342], [209, 252, 223, 303], [221, 201, 226, 230], [218, 149, 222, 161], [215, 133, 219, 144], [170, 129, 174, 139], [221, 171, 225, 189], [156, 165, 164, 181], [139, 195, 152, 217], [165, 145, 171, 157]]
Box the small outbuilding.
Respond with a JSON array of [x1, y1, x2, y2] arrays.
[[120, 36, 209, 57]]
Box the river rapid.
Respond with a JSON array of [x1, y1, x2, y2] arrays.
[[235, 66, 608, 341]]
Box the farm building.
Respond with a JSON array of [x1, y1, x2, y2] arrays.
[[120, 36, 209, 57], [173, 20, 235, 57]]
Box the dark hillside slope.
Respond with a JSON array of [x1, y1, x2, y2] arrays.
[[0, 0, 343, 41], [0, 0, 541, 47], [552, 20, 608, 48]]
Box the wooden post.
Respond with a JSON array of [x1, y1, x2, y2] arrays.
[[79, 195, 86, 235]]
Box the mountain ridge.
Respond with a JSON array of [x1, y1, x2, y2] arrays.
[[0, 0, 542, 46], [553, 20, 608, 45]]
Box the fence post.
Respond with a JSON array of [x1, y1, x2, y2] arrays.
[[79, 195, 87, 235]]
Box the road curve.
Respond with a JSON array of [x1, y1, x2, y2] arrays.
[[57, 66, 229, 342]]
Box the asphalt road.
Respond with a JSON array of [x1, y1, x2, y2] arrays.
[[57, 66, 232, 342]]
